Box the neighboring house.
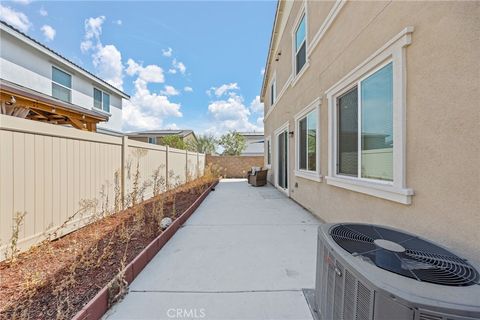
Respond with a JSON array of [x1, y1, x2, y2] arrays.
[[0, 21, 129, 133], [261, 1, 479, 262], [127, 130, 197, 147], [238, 131, 264, 156]]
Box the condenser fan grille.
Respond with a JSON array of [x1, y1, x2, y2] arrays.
[[330, 224, 480, 287]]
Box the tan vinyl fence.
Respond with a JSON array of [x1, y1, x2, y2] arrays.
[[0, 115, 205, 260]]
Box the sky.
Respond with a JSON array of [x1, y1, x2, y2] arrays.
[[0, 0, 276, 135]]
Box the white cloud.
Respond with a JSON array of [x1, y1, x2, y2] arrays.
[[172, 59, 186, 74], [162, 47, 173, 57], [168, 68, 177, 74], [184, 86, 193, 93], [39, 7, 48, 16], [165, 123, 179, 130], [249, 95, 263, 113], [114, 19, 122, 26], [161, 85, 180, 96], [80, 16, 105, 53], [207, 93, 262, 134], [207, 82, 239, 97], [12, 0, 31, 5], [122, 101, 163, 132], [41, 24, 55, 41], [256, 117, 264, 127], [92, 44, 124, 89], [126, 58, 164, 83], [0, 4, 31, 32], [122, 78, 182, 131], [123, 59, 181, 131], [80, 16, 124, 90]]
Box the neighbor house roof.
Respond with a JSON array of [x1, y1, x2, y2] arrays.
[[127, 129, 196, 139], [0, 21, 130, 99], [238, 131, 264, 137]]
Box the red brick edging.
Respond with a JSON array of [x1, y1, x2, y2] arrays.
[[72, 180, 219, 320]]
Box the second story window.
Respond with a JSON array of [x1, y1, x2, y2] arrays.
[[52, 66, 71, 103], [270, 77, 276, 106], [94, 88, 110, 113], [295, 14, 306, 75]]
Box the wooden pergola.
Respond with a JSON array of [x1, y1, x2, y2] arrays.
[[0, 80, 107, 132]]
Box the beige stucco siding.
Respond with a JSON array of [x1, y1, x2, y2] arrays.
[[263, 1, 480, 263], [129, 136, 149, 144]]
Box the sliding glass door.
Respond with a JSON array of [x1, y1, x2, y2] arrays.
[[277, 130, 288, 190]]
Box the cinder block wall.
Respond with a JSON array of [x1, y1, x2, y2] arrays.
[[206, 155, 264, 178]]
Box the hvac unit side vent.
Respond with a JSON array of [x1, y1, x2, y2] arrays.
[[304, 223, 480, 320]]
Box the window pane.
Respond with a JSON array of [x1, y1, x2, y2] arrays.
[[52, 67, 71, 88], [299, 117, 307, 170], [103, 92, 110, 112], [361, 63, 393, 181], [270, 81, 275, 105], [338, 87, 358, 176], [296, 42, 306, 74], [278, 133, 285, 188], [52, 83, 71, 102], [307, 111, 316, 171], [267, 140, 271, 164], [295, 16, 306, 51], [94, 88, 102, 109]]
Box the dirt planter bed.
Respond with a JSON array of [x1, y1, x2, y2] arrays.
[[0, 178, 219, 320], [73, 179, 218, 320]]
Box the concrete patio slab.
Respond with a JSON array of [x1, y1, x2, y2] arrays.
[[105, 179, 320, 320]]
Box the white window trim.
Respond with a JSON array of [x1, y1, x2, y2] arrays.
[[52, 65, 72, 102], [291, 2, 309, 87], [265, 135, 272, 169], [274, 121, 290, 196], [92, 87, 112, 115], [294, 97, 322, 182], [148, 136, 157, 144], [326, 27, 414, 205], [270, 73, 277, 107]]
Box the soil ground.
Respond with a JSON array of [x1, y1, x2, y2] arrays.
[[0, 178, 216, 319]]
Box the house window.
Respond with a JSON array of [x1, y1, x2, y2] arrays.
[[148, 137, 157, 144], [270, 77, 276, 106], [93, 88, 111, 113], [52, 66, 71, 103], [295, 98, 321, 181], [337, 63, 393, 181], [326, 27, 414, 204], [294, 14, 306, 75], [266, 137, 271, 166], [298, 110, 317, 172]]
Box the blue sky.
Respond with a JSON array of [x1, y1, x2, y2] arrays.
[[0, 0, 276, 134]]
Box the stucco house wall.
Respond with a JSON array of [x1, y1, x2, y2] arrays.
[[262, 1, 480, 263]]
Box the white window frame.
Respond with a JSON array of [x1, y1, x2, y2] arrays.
[[270, 75, 277, 107], [274, 121, 290, 196], [148, 136, 157, 144], [51, 65, 72, 103], [265, 135, 272, 168], [291, 2, 309, 87], [326, 27, 414, 204], [93, 87, 111, 114], [294, 97, 321, 182]]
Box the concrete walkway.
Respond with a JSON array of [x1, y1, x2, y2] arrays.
[[105, 179, 320, 320]]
